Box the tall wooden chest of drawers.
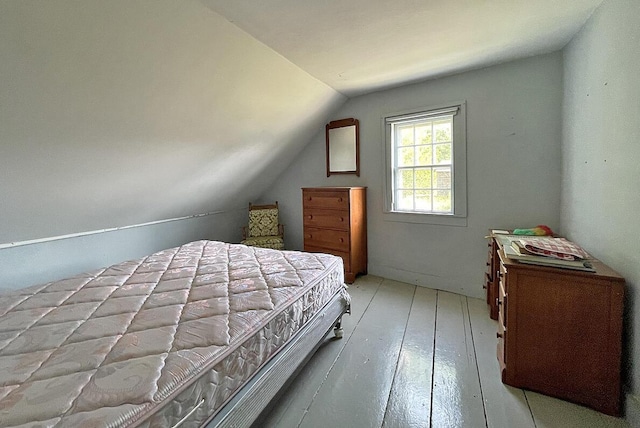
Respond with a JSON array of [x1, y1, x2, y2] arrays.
[[302, 187, 367, 283]]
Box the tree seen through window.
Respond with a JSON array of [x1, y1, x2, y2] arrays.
[[393, 116, 453, 213]]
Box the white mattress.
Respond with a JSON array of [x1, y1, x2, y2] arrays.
[[0, 241, 348, 427]]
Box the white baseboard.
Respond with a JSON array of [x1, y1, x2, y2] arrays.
[[368, 263, 484, 299], [625, 392, 640, 426]]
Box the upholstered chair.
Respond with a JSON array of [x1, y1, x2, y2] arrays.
[[241, 202, 284, 250]]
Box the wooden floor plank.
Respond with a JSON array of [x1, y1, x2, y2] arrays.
[[467, 297, 536, 428], [255, 276, 630, 428], [382, 286, 437, 428], [258, 275, 383, 428], [431, 291, 485, 428], [526, 391, 630, 428], [298, 279, 416, 428]]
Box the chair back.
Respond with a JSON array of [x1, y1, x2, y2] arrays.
[[248, 202, 280, 237]]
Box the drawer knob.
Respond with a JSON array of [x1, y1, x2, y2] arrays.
[[497, 332, 503, 339], [486, 262, 490, 266], [308, 215, 313, 219], [339, 198, 343, 202], [483, 284, 487, 290], [339, 238, 344, 243]]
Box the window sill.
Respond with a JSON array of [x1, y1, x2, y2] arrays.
[[382, 211, 467, 226]]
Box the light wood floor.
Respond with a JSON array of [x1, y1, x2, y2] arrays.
[[257, 275, 629, 428]]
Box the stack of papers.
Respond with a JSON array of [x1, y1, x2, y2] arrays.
[[502, 236, 595, 272], [512, 238, 589, 261]]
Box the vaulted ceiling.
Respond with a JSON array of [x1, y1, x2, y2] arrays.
[[0, 1, 345, 242], [0, 0, 604, 243], [204, 0, 603, 96]]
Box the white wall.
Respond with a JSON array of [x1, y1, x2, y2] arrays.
[[0, 0, 344, 244], [264, 53, 563, 298], [561, 0, 640, 419], [0, 209, 244, 291]]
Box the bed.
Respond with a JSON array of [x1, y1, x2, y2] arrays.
[[0, 240, 350, 427]]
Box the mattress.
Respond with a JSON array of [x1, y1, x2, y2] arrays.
[[0, 240, 348, 427]]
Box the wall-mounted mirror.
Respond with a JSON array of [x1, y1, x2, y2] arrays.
[[326, 118, 360, 177]]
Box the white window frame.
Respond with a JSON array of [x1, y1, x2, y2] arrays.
[[383, 101, 467, 226]]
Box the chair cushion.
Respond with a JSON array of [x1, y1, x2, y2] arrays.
[[241, 236, 284, 250], [248, 208, 279, 237]]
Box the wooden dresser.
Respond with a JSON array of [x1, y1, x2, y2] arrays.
[[488, 232, 624, 416], [302, 187, 367, 283]]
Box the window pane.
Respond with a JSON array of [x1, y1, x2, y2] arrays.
[[415, 190, 432, 211], [416, 145, 432, 166], [397, 169, 414, 189], [397, 147, 414, 167], [433, 190, 452, 212], [433, 167, 451, 189], [434, 119, 452, 143], [416, 125, 432, 145], [386, 103, 465, 219], [435, 143, 452, 164], [398, 125, 414, 146], [414, 168, 432, 189], [396, 190, 414, 211]]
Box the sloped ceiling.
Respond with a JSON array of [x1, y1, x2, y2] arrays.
[[0, 0, 604, 244], [0, 0, 345, 243], [204, 0, 603, 96]]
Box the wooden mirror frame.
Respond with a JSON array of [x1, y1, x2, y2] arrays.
[[326, 118, 360, 177]]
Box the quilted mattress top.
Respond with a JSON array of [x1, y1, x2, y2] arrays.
[[0, 241, 344, 427]]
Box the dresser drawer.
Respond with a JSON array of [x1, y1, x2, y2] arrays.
[[304, 227, 350, 252], [303, 245, 351, 272], [497, 329, 506, 382], [302, 190, 349, 210], [303, 208, 350, 230], [499, 281, 507, 329]]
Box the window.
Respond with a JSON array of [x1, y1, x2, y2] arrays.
[[384, 102, 466, 225]]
